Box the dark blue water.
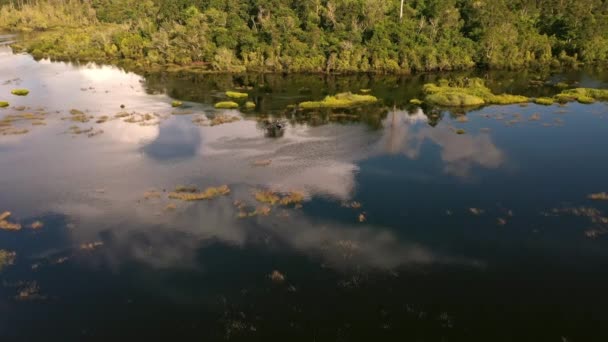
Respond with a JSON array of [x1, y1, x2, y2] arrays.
[[2, 35, 608, 341]]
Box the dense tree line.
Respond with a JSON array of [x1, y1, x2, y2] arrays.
[[1, 0, 607, 72]]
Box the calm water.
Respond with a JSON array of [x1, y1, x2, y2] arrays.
[[1, 35, 608, 341]]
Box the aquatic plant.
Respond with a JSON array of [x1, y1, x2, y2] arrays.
[[0, 211, 22, 231], [588, 192, 608, 200], [30, 221, 44, 229], [409, 99, 423, 105], [555, 88, 608, 104], [0, 101, 8, 108], [299, 92, 378, 109], [226, 91, 248, 99], [245, 101, 256, 109], [214, 101, 239, 109], [174, 185, 198, 193], [423, 78, 529, 107], [555, 82, 569, 89], [0, 127, 29, 135], [171, 100, 183, 107], [254, 190, 280, 205], [456, 129, 466, 135], [210, 114, 241, 126], [168, 185, 230, 201], [143, 190, 161, 199], [0, 250, 16, 272], [279, 192, 304, 206], [360, 89, 371, 93], [11, 89, 29, 96], [269, 270, 285, 283], [534, 97, 554, 105]]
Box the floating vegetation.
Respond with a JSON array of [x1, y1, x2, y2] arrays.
[[15, 281, 45, 301], [0, 211, 22, 231], [171, 100, 183, 107], [70, 109, 84, 115], [409, 99, 423, 105], [214, 101, 239, 109], [423, 78, 529, 107], [360, 89, 371, 93], [469, 208, 484, 215], [11, 89, 29, 96], [226, 91, 248, 99], [0, 250, 16, 271], [80, 241, 104, 251], [244, 101, 256, 109], [174, 185, 198, 193], [555, 88, 608, 104], [252, 159, 272, 167], [254, 190, 280, 205], [455, 129, 466, 135], [1, 127, 29, 135], [269, 270, 285, 283], [143, 190, 161, 199], [95, 115, 109, 124], [534, 97, 554, 105], [254, 190, 304, 206], [0, 101, 8, 108], [300, 92, 378, 109], [87, 129, 104, 138], [555, 82, 569, 89], [114, 112, 130, 118], [588, 192, 608, 201], [210, 114, 241, 126], [358, 213, 367, 222], [168, 185, 230, 201], [30, 221, 44, 229], [66, 109, 91, 123], [67, 126, 93, 135]]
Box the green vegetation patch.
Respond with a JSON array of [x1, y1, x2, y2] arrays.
[[0, 249, 16, 272], [226, 91, 248, 99], [245, 101, 256, 109], [534, 97, 555, 105], [11, 89, 29, 96], [423, 78, 529, 107], [555, 88, 608, 104], [171, 100, 183, 107], [0, 102, 8, 108], [409, 99, 423, 105], [214, 101, 239, 109], [299, 92, 378, 109], [169, 185, 231, 201]]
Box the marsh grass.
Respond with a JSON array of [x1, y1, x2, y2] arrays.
[[168, 185, 230, 201], [456, 129, 466, 135], [11, 89, 29, 96], [226, 91, 248, 99], [214, 101, 239, 109], [245, 101, 256, 109], [423, 78, 529, 107], [409, 99, 423, 105], [555, 88, 608, 104], [0, 211, 21, 231], [299, 92, 378, 109], [0, 101, 8, 108], [534, 97, 555, 105], [0, 250, 16, 271], [171, 100, 183, 107], [210, 114, 241, 126]]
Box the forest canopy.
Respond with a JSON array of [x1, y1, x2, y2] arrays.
[[0, 0, 607, 73]]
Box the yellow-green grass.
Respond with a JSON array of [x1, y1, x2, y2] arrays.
[[0, 102, 8, 108], [555, 88, 608, 104], [171, 100, 183, 107], [214, 101, 239, 109], [534, 97, 555, 105], [226, 91, 248, 99], [299, 92, 378, 109], [11, 89, 29, 96], [409, 99, 423, 105], [245, 101, 256, 109], [423, 78, 529, 107]]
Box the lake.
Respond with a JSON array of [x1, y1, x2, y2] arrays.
[[1, 34, 608, 341]]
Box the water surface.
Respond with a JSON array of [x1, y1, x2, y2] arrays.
[[1, 35, 608, 341]]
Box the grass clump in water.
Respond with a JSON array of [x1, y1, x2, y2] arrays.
[[226, 91, 248, 99], [11, 89, 29, 96], [0, 211, 21, 231], [409, 99, 423, 105], [214, 101, 239, 109], [534, 97, 555, 105], [588, 192, 608, 200], [555, 88, 608, 104], [0, 250, 16, 271], [169, 185, 230, 201], [0, 102, 8, 108], [171, 100, 183, 107], [299, 92, 378, 109], [455, 129, 466, 135], [423, 78, 529, 107], [210, 114, 240, 126], [245, 101, 256, 109]]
